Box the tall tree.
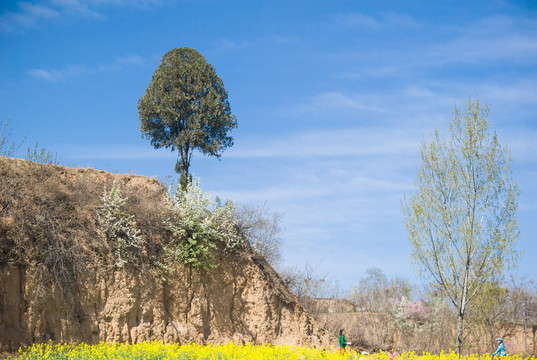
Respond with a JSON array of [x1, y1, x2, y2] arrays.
[[402, 97, 519, 354], [138, 47, 237, 188]]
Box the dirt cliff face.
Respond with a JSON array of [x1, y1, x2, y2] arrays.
[[0, 157, 333, 351]]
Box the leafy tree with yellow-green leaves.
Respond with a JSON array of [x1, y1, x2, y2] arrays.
[[402, 97, 520, 354]]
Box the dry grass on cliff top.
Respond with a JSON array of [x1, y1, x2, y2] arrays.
[[0, 156, 190, 295]]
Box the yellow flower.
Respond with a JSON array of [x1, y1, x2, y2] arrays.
[[10, 341, 537, 360]]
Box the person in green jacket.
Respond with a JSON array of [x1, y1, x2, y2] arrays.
[[339, 329, 351, 354]]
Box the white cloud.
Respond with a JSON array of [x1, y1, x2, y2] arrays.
[[28, 54, 145, 81], [333, 13, 380, 29], [284, 87, 458, 131], [217, 38, 250, 50], [330, 14, 537, 85], [212, 34, 303, 54], [87, 0, 163, 6], [59, 144, 174, 160], [211, 124, 535, 286], [27, 68, 65, 81], [215, 184, 327, 205], [0, 0, 163, 33], [331, 11, 417, 29], [209, 134, 416, 283], [290, 92, 388, 120], [226, 127, 420, 160], [478, 79, 537, 107], [382, 12, 417, 28], [59, 126, 422, 167], [424, 15, 537, 65], [501, 129, 537, 165], [336, 65, 411, 80], [51, 0, 102, 18], [206, 80, 536, 282], [207, 126, 421, 221], [0, 2, 60, 32], [272, 35, 300, 44]]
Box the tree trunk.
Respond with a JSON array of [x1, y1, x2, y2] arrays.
[[176, 145, 191, 190], [489, 324, 495, 354], [457, 311, 464, 355], [179, 168, 190, 190], [524, 313, 527, 354]]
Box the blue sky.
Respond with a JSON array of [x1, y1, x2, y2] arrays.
[[1, 0, 536, 291]]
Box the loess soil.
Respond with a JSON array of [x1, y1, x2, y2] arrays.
[[0, 156, 333, 352]]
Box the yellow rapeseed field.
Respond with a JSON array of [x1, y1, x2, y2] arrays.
[[8, 341, 537, 360]]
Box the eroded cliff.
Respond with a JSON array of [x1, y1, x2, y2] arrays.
[[0, 157, 332, 351]]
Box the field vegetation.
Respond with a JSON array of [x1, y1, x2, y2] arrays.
[[8, 342, 537, 360]]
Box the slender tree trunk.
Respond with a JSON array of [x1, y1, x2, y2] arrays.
[[524, 312, 527, 354], [489, 324, 494, 354], [457, 311, 464, 355], [176, 145, 191, 190], [457, 267, 469, 355], [531, 325, 537, 353]]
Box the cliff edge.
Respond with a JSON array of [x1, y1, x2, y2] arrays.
[[0, 156, 333, 351]]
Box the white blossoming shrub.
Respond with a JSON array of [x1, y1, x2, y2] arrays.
[[164, 178, 242, 270], [97, 181, 144, 268]]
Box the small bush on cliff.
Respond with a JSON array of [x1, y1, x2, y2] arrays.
[[0, 118, 25, 157], [163, 178, 242, 270], [234, 203, 284, 268], [97, 181, 144, 268], [25, 141, 62, 165]]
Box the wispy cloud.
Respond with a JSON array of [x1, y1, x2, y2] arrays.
[[0, 0, 163, 33], [272, 35, 300, 44], [216, 38, 250, 50], [428, 16, 537, 65], [382, 12, 418, 28], [333, 12, 380, 29], [331, 11, 417, 29], [226, 127, 420, 160], [215, 34, 300, 51], [58, 126, 421, 164], [501, 129, 537, 165], [329, 14, 537, 84], [27, 68, 65, 82], [209, 128, 418, 275], [27, 54, 145, 81], [211, 122, 536, 281], [51, 0, 103, 19], [296, 92, 386, 114], [285, 87, 457, 130], [59, 143, 175, 160], [209, 124, 422, 212], [0, 2, 60, 32]]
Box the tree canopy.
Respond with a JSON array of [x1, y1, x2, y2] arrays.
[[138, 47, 237, 187], [402, 97, 519, 354]]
